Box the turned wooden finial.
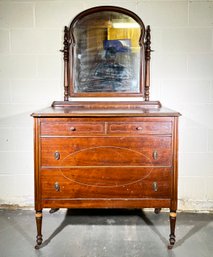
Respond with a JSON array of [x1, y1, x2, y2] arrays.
[[145, 25, 151, 101], [145, 25, 151, 61]]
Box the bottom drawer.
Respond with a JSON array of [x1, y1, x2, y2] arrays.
[[41, 168, 171, 199]]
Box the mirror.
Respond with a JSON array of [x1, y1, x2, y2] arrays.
[[68, 6, 146, 97]]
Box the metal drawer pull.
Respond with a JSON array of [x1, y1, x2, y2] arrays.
[[54, 182, 60, 192], [70, 127, 76, 131], [54, 151, 60, 160], [136, 126, 143, 130], [153, 150, 158, 160], [152, 182, 158, 192]]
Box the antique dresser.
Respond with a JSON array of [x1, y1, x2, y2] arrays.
[[32, 6, 180, 249]]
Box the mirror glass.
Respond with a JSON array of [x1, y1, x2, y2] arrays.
[[72, 11, 142, 94]]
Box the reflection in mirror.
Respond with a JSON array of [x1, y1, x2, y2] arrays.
[[72, 11, 142, 94]]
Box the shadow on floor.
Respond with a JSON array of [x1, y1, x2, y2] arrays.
[[40, 209, 152, 249], [39, 209, 211, 250], [41, 209, 162, 248]]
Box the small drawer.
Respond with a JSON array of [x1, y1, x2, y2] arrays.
[[107, 121, 172, 135], [41, 122, 105, 136]]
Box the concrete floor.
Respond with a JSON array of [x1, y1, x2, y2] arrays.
[[0, 209, 212, 257]]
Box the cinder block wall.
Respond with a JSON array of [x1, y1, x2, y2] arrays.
[[0, 0, 212, 211]]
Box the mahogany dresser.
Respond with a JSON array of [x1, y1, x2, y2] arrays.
[[32, 6, 180, 249]]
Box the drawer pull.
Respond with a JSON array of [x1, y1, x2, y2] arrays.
[[54, 151, 60, 160], [152, 182, 158, 192], [136, 126, 143, 130], [70, 127, 76, 131], [54, 182, 60, 192], [153, 150, 158, 160]]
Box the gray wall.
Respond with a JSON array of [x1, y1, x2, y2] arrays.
[[0, 0, 212, 211]]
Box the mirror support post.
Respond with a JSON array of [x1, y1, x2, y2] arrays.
[[145, 25, 151, 101], [61, 26, 70, 101]]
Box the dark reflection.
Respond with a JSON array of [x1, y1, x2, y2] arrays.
[[73, 11, 141, 93]]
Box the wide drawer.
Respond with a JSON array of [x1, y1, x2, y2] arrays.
[[41, 136, 172, 167], [41, 167, 171, 199], [41, 122, 105, 136]]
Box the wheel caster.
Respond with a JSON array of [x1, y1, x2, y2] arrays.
[[35, 244, 40, 250]]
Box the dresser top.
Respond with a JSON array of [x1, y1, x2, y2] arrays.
[[32, 101, 180, 118]]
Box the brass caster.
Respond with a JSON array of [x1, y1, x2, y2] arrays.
[[168, 234, 175, 249], [35, 244, 40, 250]]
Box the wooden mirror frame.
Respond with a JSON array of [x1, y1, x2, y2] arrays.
[[61, 6, 151, 100]]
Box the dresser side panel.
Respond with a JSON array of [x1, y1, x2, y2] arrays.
[[171, 116, 179, 211], [34, 118, 42, 210]]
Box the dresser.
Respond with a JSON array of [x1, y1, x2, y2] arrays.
[[32, 6, 180, 249]]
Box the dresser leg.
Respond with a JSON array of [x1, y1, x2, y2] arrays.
[[35, 210, 43, 249], [49, 208, 59, 214], [168, 211, 176, 249], [154, 208, 161, 214]]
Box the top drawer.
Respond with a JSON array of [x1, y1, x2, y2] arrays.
[[108, 121, 172, 135], [40, 118, 173, 136], [41, 122, 105, 136]]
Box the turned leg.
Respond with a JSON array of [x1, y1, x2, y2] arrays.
[[154, 208, 161, 214], [168, 211, 176, 249], [35, 210, 43, 249]]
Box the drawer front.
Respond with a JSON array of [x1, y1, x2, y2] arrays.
[[108, 121, 172, 135], [40, 118, 172, 136], [41, 136, 172, 167], [41, 168, 171, 199], [41, 122, 105, 136]]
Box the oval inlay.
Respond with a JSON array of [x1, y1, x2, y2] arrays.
[[59, 146, 153, 187]]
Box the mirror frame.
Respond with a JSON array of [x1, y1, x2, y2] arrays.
[[61, 6, 151, 99]]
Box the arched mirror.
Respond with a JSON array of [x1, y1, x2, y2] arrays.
[[61, 6, 151, 99]]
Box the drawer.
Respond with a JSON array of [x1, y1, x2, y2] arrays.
[[41, 122, 105, 136], [41, 168, 171, 199], [41, 136, 172, 167], [107, 121, 172, 135]]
